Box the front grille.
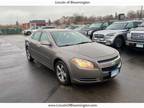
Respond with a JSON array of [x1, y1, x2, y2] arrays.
[[131, 33, 144, 40], [94, 34, 104, 38], [103, 74, 111, 80], [79, 78, 97, 81], [102, 63, 119, 72], [98, 56, 118, 63]]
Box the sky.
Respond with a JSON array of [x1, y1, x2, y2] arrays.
[[0, 6, 141, 24]]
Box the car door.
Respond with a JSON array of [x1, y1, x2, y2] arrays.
[[39, 31, 54, 69], [29, 31, 42, 61]]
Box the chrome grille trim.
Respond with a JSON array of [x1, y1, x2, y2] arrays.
[[98, 55, 121, 69], [98, 56, 118, 63], [131, 33, 144, 40], [94, 34, 104, 38]]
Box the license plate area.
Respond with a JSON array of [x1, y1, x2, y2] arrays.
[[136, 43, 143, 48]]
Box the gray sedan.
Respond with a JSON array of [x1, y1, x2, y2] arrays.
[[25, 29, 121, 85]]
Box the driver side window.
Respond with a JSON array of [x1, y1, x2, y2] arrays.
[[126, 22, 134, 29]]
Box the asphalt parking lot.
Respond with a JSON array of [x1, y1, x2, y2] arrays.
[[0, 35, 144, 103]]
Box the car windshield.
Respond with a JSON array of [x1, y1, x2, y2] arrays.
[[74, 25, 85, 30], [106, 22, 127, 30], [66, 25, 79, 30], [89, 23, 102, 29], [51, 31, 92, 47]]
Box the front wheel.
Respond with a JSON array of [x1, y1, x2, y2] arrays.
[[55, 61, 71, 85], [113, 37, 124, 48]]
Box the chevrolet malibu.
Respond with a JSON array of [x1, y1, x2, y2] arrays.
[[25, 29, 122, 85]]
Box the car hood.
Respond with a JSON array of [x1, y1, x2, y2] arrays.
[[131, 27, 144, 31], [60, 42, 118, 61], [83, 27, 99, 31], [94, 29, 126, 35]]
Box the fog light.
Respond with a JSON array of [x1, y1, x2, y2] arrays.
[[106, 41, 111, 45]]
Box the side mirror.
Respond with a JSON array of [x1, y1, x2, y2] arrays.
[[40, 41, 51, 46], [127, 28, 132, 31], [102, 26, 107, 29]]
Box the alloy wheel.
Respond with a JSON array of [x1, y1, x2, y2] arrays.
[[56, 64, 67, 83], [26, 48, 31, 60]]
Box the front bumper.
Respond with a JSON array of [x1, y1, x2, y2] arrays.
[[93, 38, 114, 46], [70, 56, 122, 84], [126, 40, 144, 49]]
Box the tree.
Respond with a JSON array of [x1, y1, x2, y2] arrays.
[[127, 10, 137, 19], [54, 20, 61, 25], [48, 19, 51, 25]]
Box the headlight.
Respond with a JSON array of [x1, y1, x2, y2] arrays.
[[88, 30, 93, 35], [106, 33, 116, 36], [127, 32, 131, 40], [71, 58, 97, 70]]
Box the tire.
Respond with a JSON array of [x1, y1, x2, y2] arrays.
[[113, 36, 124, 48], [26, 47, 34, 62], [27, 31, 31, 35], [90, 32, 94, 40], [55, 60, 71, 85]]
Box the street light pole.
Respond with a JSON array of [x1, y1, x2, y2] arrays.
[[140, 5, 143, 19]]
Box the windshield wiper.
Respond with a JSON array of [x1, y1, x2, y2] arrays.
[[76, 41, 92, 45], [60, 41, 92, 47], [60, 44, 75, 47]]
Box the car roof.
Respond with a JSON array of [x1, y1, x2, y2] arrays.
[[42, 29, 72, 32], [41, 26, 56, 28], [114, 20, 142, 23]]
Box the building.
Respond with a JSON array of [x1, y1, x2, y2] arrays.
[[29, 20, 46, 27], [21, 23, 30, 30]]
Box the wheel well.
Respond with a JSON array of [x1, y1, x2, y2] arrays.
[[53, 58, 63, 68], [53, 58, 71, 83], [115, 35, 125, 44], [25, 44, 28, 49], [116, 35, 124, 40], [27, 31, 31, 33], [25, 45, 28, 48], [90, 31, 95, 39], [25, 41, 29, 49]]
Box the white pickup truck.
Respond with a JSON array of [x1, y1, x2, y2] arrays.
[[23, 26, 40, 35], [126, 22, 144, 49], [92, 20, 142, 48]]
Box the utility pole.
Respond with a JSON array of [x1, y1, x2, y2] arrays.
[[140, 5, 143, 19]]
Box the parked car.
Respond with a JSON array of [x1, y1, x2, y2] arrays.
[[23, 26, 40, 35], [0, 30, 2, 35], [40, 26, 56, 29], [126, 22, 144, 49], [92, 20, 142, 48], [65, 24, 81, 30], [25, 29, 121, 85], [73, 24, 89, 33], [81, 22, 112, 39]]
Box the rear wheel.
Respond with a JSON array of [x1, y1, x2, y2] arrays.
[[113, 37, 124, 48], [55, 61, 71, 85], [27, 31, 31, 35], [26, 47, 34, 62]]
